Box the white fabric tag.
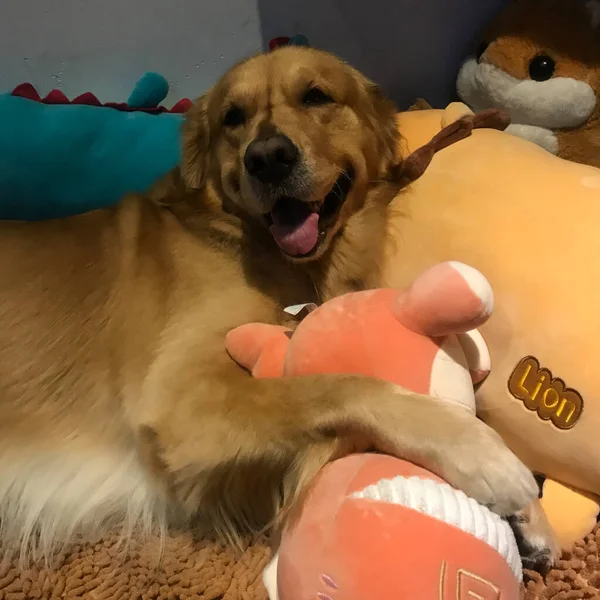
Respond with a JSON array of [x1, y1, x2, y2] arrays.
[[283, 303, 317, 320], [263, 551, 280, 600]]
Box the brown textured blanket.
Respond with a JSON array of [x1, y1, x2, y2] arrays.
[[521, 524, 600, 600], [1, 525, 598, 599], [0, 534, 271, 600]]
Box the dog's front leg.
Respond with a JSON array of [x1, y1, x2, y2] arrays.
[[137, 369, 538, 539]]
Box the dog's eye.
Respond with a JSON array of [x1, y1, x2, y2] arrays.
[[302, 87, 334, 106], [223, 106, 246, 128], [528, 55, 556, 82]]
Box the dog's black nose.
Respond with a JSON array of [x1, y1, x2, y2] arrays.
[[244, 134, 299, 185]]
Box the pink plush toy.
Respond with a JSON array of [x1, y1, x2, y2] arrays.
[[226, 262, 523, 600]]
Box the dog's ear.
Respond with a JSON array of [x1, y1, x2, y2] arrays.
[[366, 83, 400, 174], [181, 93, 211, 190]]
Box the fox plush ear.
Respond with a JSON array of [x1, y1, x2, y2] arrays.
[[392, 262, 494, 338], [225, 323, 292, 378], [586, 0, 600, 28]]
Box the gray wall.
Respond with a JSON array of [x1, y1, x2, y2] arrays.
[[0, 0, 505, 108]]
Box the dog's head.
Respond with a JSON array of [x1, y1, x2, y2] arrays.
[[181, 47, 399, 261]]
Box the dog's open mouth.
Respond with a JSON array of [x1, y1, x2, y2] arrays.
[[266, 169, 354, 257]]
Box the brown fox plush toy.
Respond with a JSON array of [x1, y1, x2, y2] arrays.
[[457, 0, 600, 168]]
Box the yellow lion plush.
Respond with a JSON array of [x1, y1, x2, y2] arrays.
[[383, 102, 600, 549], [456, 0, 600, 168]]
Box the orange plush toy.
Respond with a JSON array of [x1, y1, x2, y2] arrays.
[[457, 0, 600, 168], [226, 262, 523, 600]]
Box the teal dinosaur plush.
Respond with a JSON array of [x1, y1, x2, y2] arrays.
[[0, 73, 190, 220]]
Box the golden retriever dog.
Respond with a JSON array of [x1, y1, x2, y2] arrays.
[[0, 46, 553, 568]]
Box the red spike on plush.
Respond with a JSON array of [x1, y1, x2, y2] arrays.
[[44, 90, 69, 104], [72, 92, 102, 106], [269, 36, 290, 51], [9, 81, 188, 114], [11, 83, 41, 101], [171, 98, 193, 113]]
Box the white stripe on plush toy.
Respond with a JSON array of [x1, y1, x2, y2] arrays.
[[350, 475, 523, 580], [448, 261, 494, 318]]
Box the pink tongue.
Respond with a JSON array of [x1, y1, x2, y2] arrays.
[[270, 212, 320, 256]]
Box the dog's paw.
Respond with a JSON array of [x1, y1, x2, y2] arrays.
[[439, 422, 538, 516], [508, 501, 561, 574], [364, 385, 537, 515]]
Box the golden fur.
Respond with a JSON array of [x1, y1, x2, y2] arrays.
[[0, 47, 540, 566]]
